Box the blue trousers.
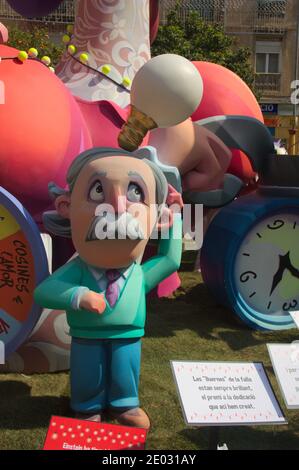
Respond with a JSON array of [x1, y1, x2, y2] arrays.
[[70, 337, 141, 413]]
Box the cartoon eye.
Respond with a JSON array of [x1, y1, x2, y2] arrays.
[[127, 182, 144, 203], [89, 180, 104, 202]]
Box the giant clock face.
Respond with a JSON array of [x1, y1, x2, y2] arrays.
[[234, 212, 299, 316], [0, 187, 48, 356]]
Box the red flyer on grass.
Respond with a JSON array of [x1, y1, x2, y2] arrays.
[[43, 416, 147, 450]]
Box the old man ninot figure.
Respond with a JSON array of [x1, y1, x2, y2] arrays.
[[34, 146, 183, 429]]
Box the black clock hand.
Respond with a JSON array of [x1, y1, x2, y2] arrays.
[[270, 252, 299, 296], [270, 266, 284, 296], [285, 253, 299, 279], [270, 252, 290, 296]]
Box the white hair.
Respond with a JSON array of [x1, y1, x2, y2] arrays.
[[43, 146, 181, 238]]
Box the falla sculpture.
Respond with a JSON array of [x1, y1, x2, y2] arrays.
[[0, 0, 268, 374]]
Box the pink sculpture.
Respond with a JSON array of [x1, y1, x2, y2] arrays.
[[0, 22, 8, 44]]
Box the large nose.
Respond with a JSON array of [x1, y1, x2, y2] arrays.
[[110, 187, 126, 214]]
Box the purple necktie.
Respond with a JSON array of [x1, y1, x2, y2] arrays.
[[105, 269, 122, 307]]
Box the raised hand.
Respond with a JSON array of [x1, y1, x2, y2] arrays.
[[166, 184, 184, 212]]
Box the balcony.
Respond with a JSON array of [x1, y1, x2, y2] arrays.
[[160, 0, 226, 25], [160, 0, 288, 34], [254, 0, 287, 34], [225, 0, 288, 34], [254, 73, 281, 95]]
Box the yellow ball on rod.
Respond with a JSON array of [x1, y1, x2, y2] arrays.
[[62, 34, 71, 44], [41, 56, 51, 66], [122, 76, 131, 88], [18, 51, 28, 62], [68, 44, 77, 55], [28, 47, 38, 58], [102, 64, 111, 75], [79, 52, 89, 64]]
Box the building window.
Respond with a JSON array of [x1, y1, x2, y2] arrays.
[[255, 41, 281, 74], [256, 53, 280, 73]]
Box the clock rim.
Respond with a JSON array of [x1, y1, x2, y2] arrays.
[[0, 186, 49, 357], [227, 203, 299, 330], [201, 194, 299, 330], [232, 209, 299, 325]]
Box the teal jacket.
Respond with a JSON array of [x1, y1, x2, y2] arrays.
[[34, 215, 182, 339]]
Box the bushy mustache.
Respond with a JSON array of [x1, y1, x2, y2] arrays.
[[86, 211, 145, 241]]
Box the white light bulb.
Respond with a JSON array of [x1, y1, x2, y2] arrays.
[[131, 54, 203, 127]]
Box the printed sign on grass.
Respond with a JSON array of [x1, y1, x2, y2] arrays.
[[43, 416, 147, 450], [267, 343, 299, 409], [171, 361, 286, 426]]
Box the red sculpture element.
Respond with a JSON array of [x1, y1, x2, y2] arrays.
[[0, 45, 92, 222], [191, 62, 263, 182]]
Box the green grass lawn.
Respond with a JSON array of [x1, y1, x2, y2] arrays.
[[1, 257, 299, 450]]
